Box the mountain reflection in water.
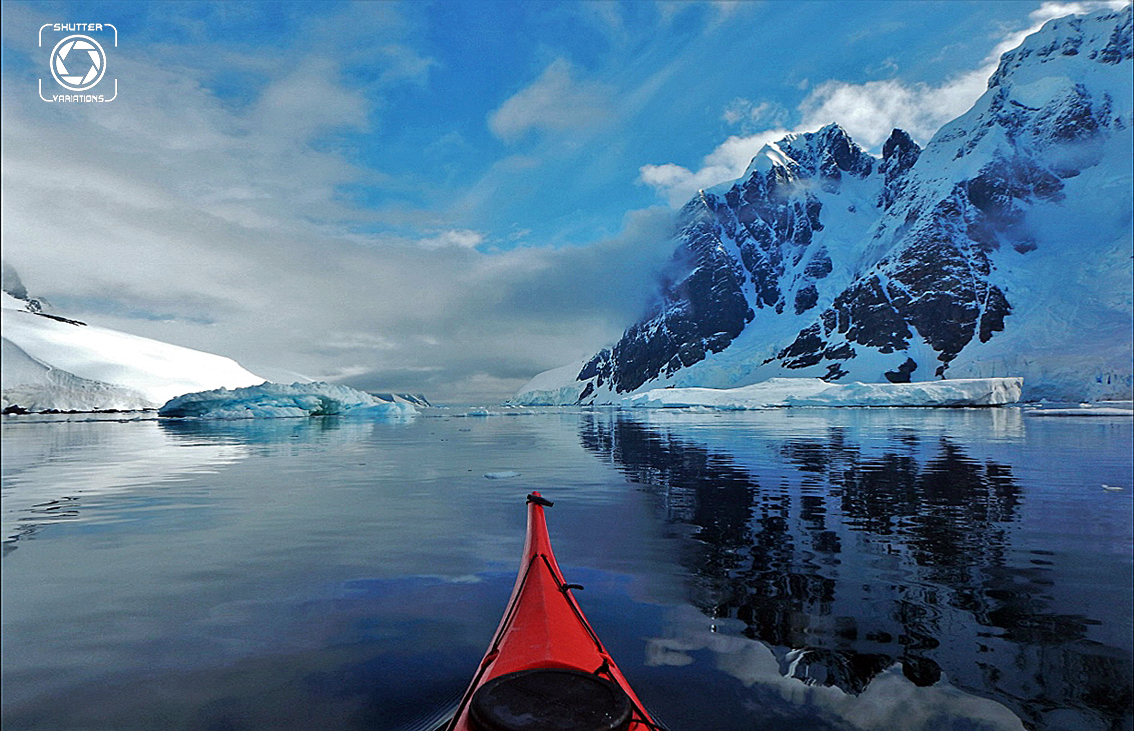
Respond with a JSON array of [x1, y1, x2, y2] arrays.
[[579, 411, 1132, 731]]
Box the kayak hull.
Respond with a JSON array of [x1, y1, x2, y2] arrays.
[[445, 492, 659, 731]]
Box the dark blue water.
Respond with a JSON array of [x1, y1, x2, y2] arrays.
[[2, 408, 1131, 731]]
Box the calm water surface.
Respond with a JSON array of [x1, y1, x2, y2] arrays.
[[2, 408, 1131, 731]]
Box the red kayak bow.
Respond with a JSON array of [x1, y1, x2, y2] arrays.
[[445, 492, 661, 731]]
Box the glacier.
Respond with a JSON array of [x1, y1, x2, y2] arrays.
[[2, 291, 265, 413], [158, 381, 418, 420]]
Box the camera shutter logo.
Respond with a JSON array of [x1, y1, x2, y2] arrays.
[[50, 35, 107, 91]]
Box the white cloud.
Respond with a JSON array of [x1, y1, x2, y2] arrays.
[[722, 98, 791, 130], [578, 2, 626, 41], [639, 0, 1130, 208], [707, 1, 750, 25], [252, 57, 370, 142], [639, 129, 791, 206], [797, 69, 990, 150], [488, 58, 614, 143], [371, 43, 438, 87], [415, 229, 485, 250]]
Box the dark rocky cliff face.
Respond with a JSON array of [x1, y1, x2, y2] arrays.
[[878, 129, 920, 210], [780, 179, 1020, 382], [578, 198, 754, 397], [578, 124, 879, 397]]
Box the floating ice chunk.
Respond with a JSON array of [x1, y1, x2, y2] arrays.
[[1024, 401, 1133, 417], [484, 470, 521, 479], [159, 382, 417, 420]]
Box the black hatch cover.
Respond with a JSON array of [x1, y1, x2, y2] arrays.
[[469, 667, 633, 731]]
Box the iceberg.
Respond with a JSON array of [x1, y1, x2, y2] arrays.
[[1024, 401, 1133, 418], [484, 470, 522, 479], [158, 382, 418, 420], [621, 377, 1023, 409]]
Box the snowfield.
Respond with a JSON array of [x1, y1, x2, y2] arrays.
[[2, 292, 265, 413]]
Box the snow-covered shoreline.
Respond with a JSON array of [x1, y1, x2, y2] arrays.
[[621, 377, 1024, 409], [2, 291, 264, 413], [513, 376, 1025, 409]]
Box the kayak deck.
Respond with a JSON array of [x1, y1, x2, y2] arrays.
[[445, 492, 661, 731]]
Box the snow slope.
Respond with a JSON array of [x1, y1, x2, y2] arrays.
[[2, 291, 264, 412]]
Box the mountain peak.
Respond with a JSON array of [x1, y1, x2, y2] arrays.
[[989, 5, 1132, 89], [739, 124, 874, 185], [879, 129, 921, 209]]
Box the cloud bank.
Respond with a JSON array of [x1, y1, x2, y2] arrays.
[[488, 58, 615, 143], [1, 4, 676, 404], [638, 1, 1129, 208]]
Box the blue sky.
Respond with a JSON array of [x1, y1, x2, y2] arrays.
[[2, 0, 1126, 403]]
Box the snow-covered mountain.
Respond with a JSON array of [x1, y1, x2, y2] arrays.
[[2, 288, 265, 413], [517, 6, 1133, 405]]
